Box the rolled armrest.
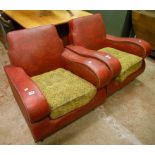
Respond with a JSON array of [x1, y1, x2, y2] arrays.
[[62, 48, 112, 88], [66, 45, 121, 78], [104, 34, 152, 58], [4, 65, 50, 123]]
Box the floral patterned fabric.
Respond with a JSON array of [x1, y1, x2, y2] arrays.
[[99, 47, 143, 82], [32, 68, 97, 119]]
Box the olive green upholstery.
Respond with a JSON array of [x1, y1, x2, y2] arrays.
[[99, 47, 143, 82], [32, 68, 97, 119]]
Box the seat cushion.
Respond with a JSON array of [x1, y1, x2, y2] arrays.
[[99, 47, 143, 82], [32, 68, 97, 119]]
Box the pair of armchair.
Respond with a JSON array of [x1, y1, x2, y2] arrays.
[[4, 13, 151, 142]]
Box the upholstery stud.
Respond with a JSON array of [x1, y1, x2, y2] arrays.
[[105, 55, 111, 59], [24, 88, 28, 91], [28, 91, 35, 96], [88, 60, 92, 64]]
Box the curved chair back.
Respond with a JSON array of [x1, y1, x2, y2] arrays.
[[69, 13, 106, 50], [7, 25, 64, 76]]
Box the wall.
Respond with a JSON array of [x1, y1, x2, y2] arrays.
[[88, 10, 132, 37]]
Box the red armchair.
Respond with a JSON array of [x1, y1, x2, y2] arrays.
[[68, 13, 151, 95], [4, 25, 113, 141]]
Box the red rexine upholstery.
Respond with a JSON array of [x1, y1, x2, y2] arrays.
[[69, 14, 151, 58], [66, 45, 121, 78], [7, 25, 64, 76], [4, 24, 112, 141], [68, 13, 151, 95], [4, 66, 50, 123], [62, 48, 112, 88], [104, 34, 151, 58], [69, 13, 106, 50]]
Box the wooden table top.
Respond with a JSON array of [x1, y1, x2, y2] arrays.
[[3, 10, 92, 28]]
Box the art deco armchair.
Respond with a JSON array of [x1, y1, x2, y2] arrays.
[[4, 25, 116, 141], [68, 13, 151, 95]]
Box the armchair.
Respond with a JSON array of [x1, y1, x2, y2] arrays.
[[4, 25, 112, 141], [68, 13, 151, 95]]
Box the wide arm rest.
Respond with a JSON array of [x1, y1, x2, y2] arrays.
[[62, 48, 112, 88], [104, 34, 152, 58], [4, 65, 50, 123], [66, 45, 121, 78]]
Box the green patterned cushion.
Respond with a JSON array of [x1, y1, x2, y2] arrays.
[[99, 47, 143, 82], [32, 68, 97, 119]]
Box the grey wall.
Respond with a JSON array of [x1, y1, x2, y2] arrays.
[[88, 10, 132, 37]]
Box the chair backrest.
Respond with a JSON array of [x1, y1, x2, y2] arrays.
[[7, 25, 64, 76], [69, 13, 106, 50]]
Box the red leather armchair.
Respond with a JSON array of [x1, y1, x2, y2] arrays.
[[68, 13, 151, 95], [4, 25, 112, 141]]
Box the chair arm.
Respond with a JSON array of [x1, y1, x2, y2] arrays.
[[104, 34, 152, 58], [66, 45, 121, 78], [4, 65, 50, 123], [62, 48, 112, 88]]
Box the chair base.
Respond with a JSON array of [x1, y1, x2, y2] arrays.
[[26, 88, 106, 142], [8, 61, 145, 142], [107, 60, 145, 96]]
